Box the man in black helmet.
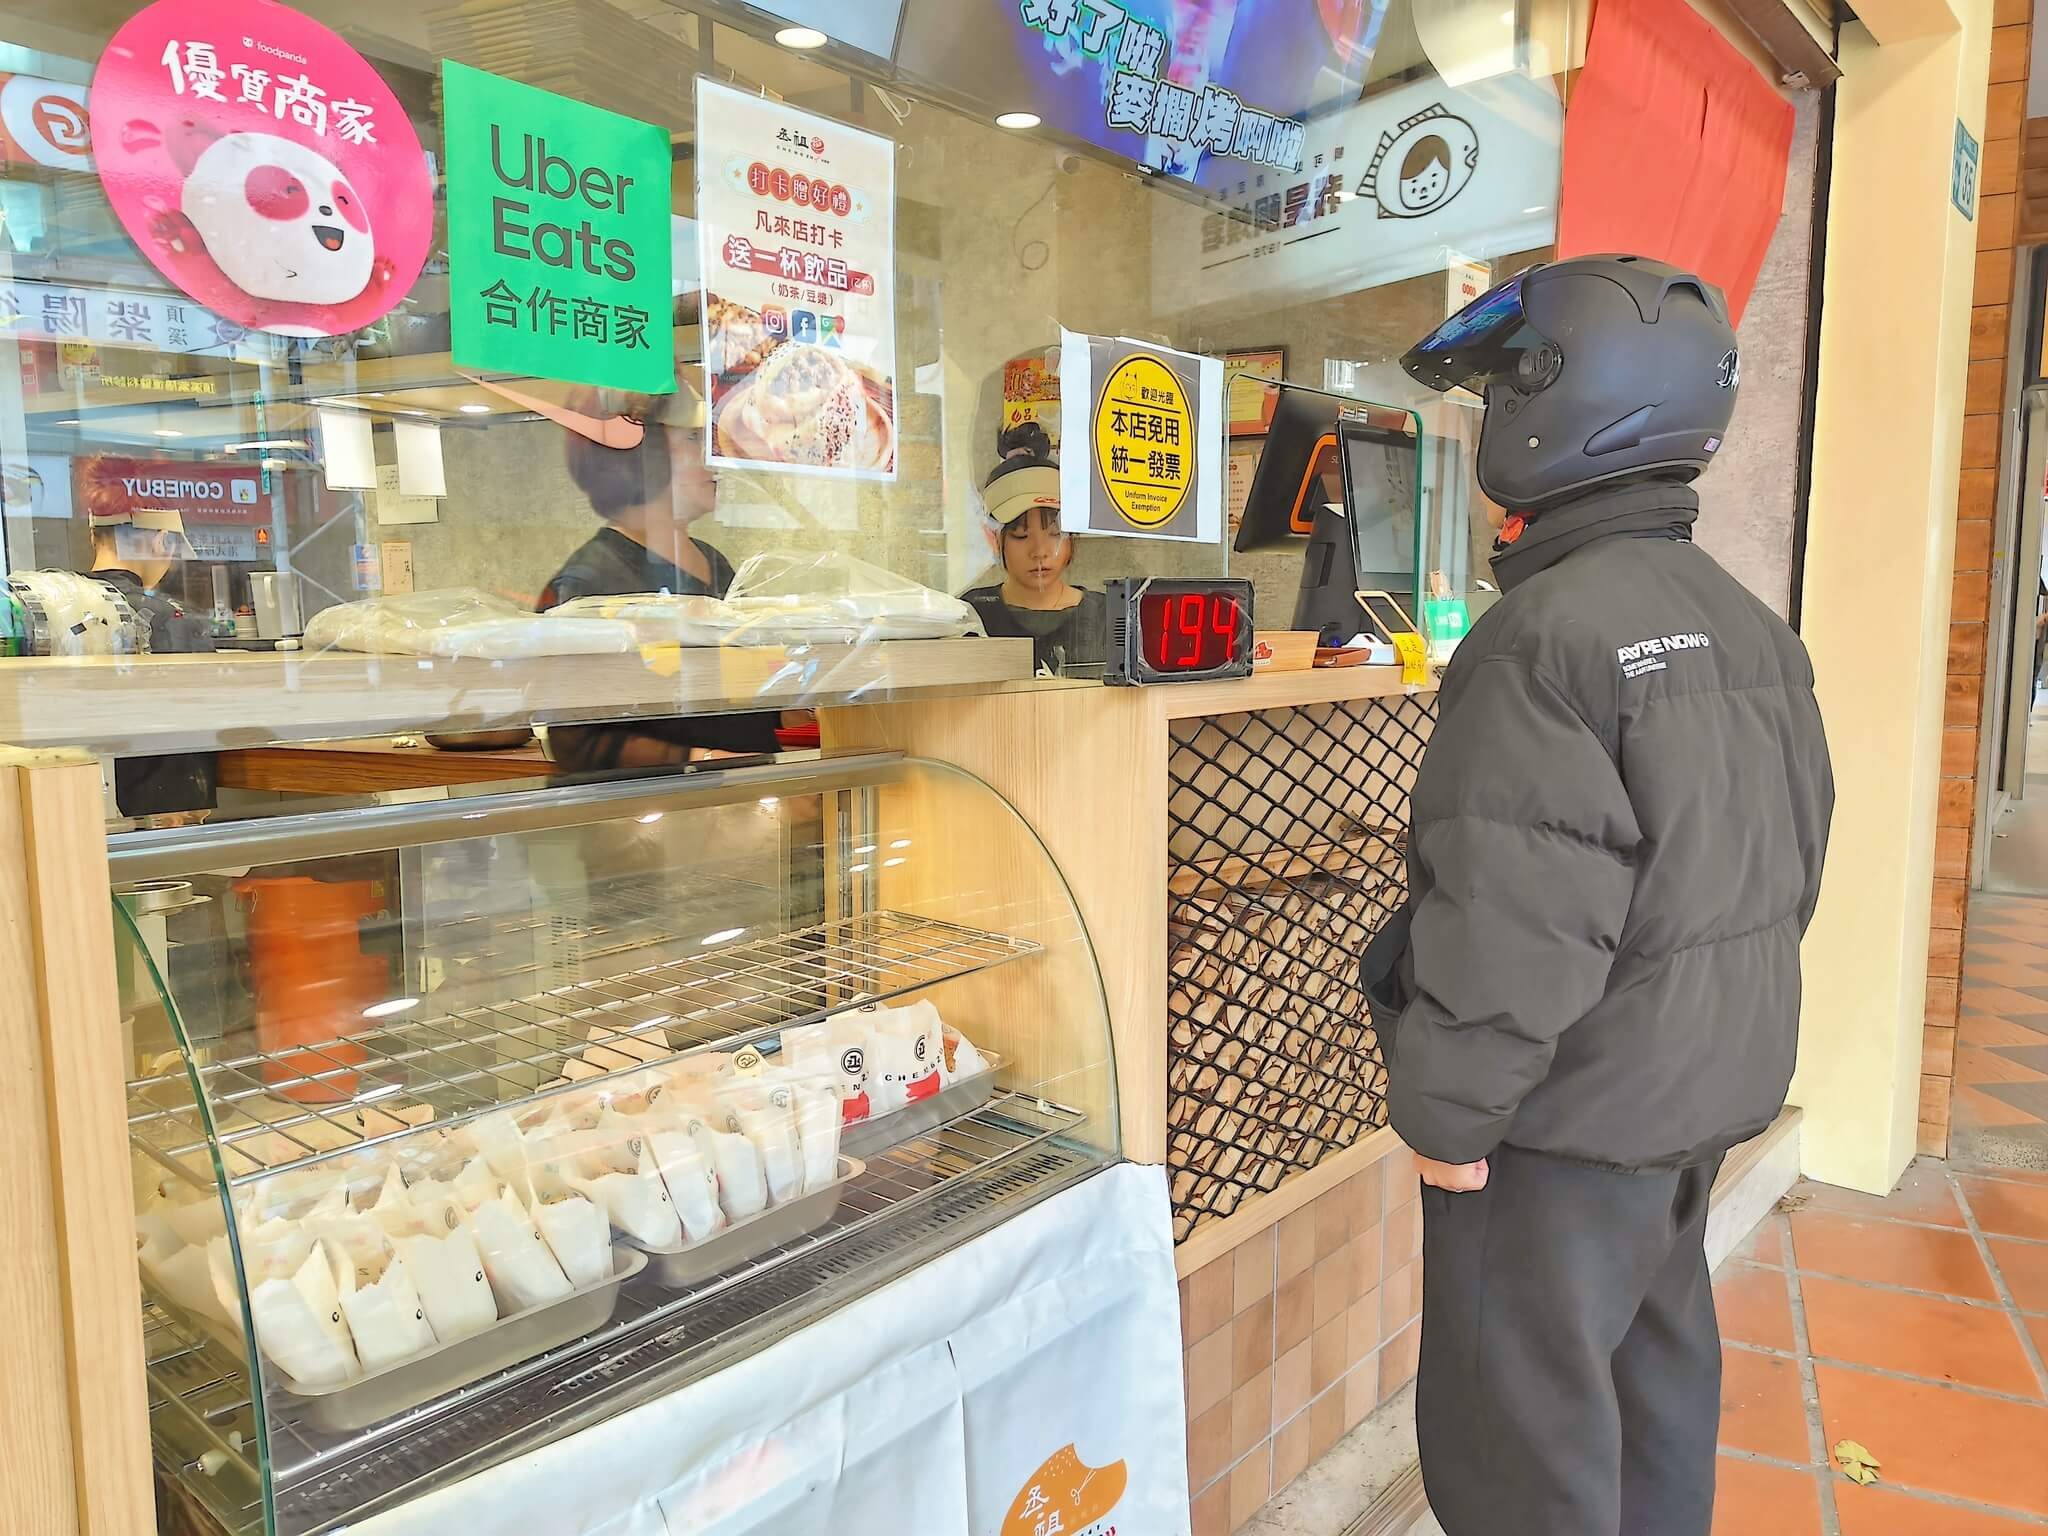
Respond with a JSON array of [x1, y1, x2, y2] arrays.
[[1363, 255, 1834, 1536]]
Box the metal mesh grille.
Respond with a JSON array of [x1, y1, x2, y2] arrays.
[[1165, 693, 1435, 1243]]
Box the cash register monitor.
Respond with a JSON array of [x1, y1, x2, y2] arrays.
[[1232, 383, 1418, 642]]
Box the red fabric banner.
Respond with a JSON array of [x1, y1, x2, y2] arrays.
[[1557, 0, 1795, 322]]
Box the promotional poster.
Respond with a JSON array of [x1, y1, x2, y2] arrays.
[[1061, 330, 1224, 544], [696, 78, 898, 479], [89, 0, 433, 339]]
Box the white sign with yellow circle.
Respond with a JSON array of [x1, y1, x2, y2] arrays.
[[1061, 331, 1223, 544]]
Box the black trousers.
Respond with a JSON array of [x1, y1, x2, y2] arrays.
[[1417, 1145, 1725, 1536]]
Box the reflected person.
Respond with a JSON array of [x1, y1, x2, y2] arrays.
[[537, 381, 778, 770]]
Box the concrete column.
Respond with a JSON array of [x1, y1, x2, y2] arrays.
[[1794, 0, 1992, 1191]]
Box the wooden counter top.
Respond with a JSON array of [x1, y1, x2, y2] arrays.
[[0, 638, 1034, 756], [1154, 661, 1424, 719], [217, 736, 551, 794]]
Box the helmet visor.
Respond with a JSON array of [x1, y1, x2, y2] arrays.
[[1400, 271, 1551, 394]]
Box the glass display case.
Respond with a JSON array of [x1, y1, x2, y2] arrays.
[[114, 752, 1117, 1535]]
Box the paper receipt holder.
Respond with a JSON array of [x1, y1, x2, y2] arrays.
[[1355, 589, 1431, 687]]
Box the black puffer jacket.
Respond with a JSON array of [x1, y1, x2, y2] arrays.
[[1363, 482, 1834, 1172]]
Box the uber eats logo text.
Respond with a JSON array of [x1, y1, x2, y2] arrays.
[[489, 127, 640, 281], [444, 60, 674, 393]]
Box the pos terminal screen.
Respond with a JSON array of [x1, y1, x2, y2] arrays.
[[1339, 423, 1418, 587]]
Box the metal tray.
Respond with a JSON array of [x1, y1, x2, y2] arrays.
[[841, 1058, 1006, 1160], [636, 1156, 863, 1288], [275, 1243, 647, 1433]]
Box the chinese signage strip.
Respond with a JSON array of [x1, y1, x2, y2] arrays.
[[1060, 329, 1222, 543], [1155, 72, 1562, 314], [445, 61, 674, 393], [696, 78, 898, 480], [91, 0, 433, 339], [0, 275, 281, 361], [1017, 0, 1307, 175]]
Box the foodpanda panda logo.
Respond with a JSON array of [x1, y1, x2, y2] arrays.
[[182, 132, 374, 308], [1360, 104, 1479, 221]]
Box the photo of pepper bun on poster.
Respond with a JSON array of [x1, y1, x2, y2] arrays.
[[90, 0, 432, 338]]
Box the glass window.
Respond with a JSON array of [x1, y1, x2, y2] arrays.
[[0, 0, 1576, 726]]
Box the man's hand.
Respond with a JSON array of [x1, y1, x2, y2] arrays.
[[1418, 1156, 1490, 1193]]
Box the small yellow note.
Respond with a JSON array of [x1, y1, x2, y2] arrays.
[[1391, 631, 1429, 687]]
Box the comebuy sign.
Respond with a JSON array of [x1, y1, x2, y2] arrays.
[[75, 455, 270, 524]]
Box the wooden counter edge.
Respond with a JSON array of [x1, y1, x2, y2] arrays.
[[1156, 663, 1430, 719], [1173, 1124, 1405, 1279]]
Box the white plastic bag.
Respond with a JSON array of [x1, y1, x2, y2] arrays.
[[570, 1142, 683, 1249], [545, 592, 745, 646], [646, 1129, 725, 1244]]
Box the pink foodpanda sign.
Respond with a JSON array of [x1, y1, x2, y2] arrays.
[[90, 0, 432, 338]]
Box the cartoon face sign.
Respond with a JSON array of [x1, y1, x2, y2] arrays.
[[1366, 106, 1480, 222], [182, 132, 373, 307], [90, 0, 432, 339]]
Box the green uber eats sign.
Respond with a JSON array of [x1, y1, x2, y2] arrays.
[[444, 61, 675, 393]]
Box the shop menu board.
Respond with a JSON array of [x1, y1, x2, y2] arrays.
[[1060, 330, 1223, 543], [444, 62, 675, 394], [695, 78, 898, 480], [89, 0, 433, 339], [895, 0, 1377, 190]]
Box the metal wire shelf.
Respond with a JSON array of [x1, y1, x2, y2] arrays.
[[129, 910, 1040, 1190], [146, 1094, 1099, 1536]]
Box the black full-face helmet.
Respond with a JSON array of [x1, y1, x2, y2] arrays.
[[1400, 254, 1739, 512]]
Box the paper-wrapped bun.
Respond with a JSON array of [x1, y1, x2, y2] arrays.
[[647, 1129, 725, 1244], [528, 1178, 612, 1288], [727, 1092, 802, 1207], [336, 1246, 438, 1372], [464, 1108, 532, 1184], [464, 1183, 574, 1312], [139, 1227, 233, 1325], [689, 1116, 768, 1223], [788, 1081, 842, 1194], [163, 1190, 229, 1248], [392, 1200, 499, 1344], [248, 1242, 360, 1389], [943, 1023, 991, 1082], [569, 1142, 682, 1248], [583, 1021, 670, 1073]]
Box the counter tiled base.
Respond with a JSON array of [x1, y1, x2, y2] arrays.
[[1182, 1144, 1423, 1536]]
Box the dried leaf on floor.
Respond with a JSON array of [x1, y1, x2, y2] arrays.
[[1774, 1192, 1810, 1214], [1833, 1439, 1881, 1486]]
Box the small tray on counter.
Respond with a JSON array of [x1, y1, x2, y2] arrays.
[[275, 1243, 647, 1433], [633, 1155, 863, 1287], [841, 1058, 1006, 1160]]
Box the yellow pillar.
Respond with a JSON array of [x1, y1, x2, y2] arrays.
[[1794, 0, 1989, 1191]]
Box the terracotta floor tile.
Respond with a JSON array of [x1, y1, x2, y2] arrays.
[[1953, 1044, 2048, 1089], [1815, 1364, 2048, 1514], [1799, 1275, 2041, 1398], [1710, 1457, 1821, 1536], [1956, 1014, 2048, 1049], [1789, 1211, 2000, 1301], [1959, 962, 2048, 988], [1718, 1347, 1811, 1460], [1988, 1239, 2048, 1313], [1837, 1482, 2048, 1534], [1959, 985, 2048, 1018], [1953, 1083, 2043, 1131], [1732, 1217, 1786, 1268], [1959, 1176, 2048, 1241], [1801, 1166, 1966, 1228], [2028, 1315, 2048, 1357], [1714, 1262, 1797, 1352]]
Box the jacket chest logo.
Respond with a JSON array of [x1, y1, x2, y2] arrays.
[[1616, 631, 1712, 680]]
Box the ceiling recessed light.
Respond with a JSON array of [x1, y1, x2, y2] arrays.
[[405, 409, 431, 417], [995, 111, 1042, 130], [363, 997, 419, 1019], [775, 24, 828, 48], [1522, 204, 1548, 214], [152, 428, 183, 438], [224, 439, 308, 452], [459, 402, 491, 415], [55, 417, 79, 425]]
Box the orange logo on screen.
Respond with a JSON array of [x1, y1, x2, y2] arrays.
[[1000, 1444, 1127, 1536]]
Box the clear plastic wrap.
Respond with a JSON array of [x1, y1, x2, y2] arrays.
[[304, 589, 637, 659], [721, 550, 986, 644], [543, 553, 985, 648]]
